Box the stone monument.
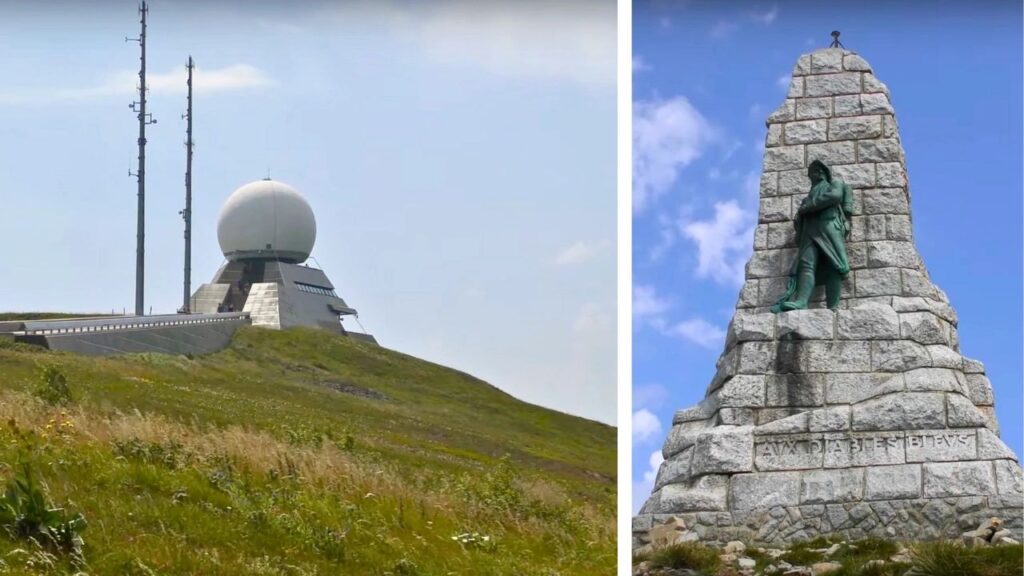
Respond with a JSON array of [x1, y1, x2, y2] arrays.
[[634, 47, 1023, 546]]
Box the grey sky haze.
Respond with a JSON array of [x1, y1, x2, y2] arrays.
[[0, 0, 617, 424]]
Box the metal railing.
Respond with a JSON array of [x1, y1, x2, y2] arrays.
[[12, 312, 250, 336]]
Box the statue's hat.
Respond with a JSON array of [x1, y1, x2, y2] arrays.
[[809, 159, 832, 182]]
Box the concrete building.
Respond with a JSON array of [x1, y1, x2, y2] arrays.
[[190, 179, 373, 341]]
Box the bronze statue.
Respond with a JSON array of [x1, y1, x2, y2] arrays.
[[771, 159, 853, 312]]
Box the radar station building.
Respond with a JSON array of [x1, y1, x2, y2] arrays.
[[190, 179, 372, 340]]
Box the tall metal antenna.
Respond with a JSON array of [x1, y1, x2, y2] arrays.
[[181, 56, 194, 313], [127, 1, 156, 316]]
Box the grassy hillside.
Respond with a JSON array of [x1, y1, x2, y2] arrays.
[[0, 326, 616, 575]]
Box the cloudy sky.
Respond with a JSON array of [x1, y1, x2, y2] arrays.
[[632, 0, 1023, 511], [0, 1, 616, 425]]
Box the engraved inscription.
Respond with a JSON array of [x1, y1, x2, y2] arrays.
[[756, 429, 981, 470]]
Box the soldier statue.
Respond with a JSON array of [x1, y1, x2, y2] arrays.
[[771, 159, 853, 312]]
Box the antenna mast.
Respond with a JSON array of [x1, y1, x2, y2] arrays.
[[127, 1, 156, 316], [181, 56, 194, 313]]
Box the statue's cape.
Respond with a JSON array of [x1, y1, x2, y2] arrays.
[[770, 179, 853, 312]]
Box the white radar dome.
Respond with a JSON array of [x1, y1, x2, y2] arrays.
[[217, 179, 316, 263]]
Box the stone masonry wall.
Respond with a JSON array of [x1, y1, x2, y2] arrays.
[[634, 48, 1023, 548]]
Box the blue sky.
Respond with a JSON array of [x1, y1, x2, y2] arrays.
[[0, 1, 616, 424], [632, 0, 1023, 511]]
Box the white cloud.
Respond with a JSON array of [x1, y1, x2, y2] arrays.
[[633, 284, 671, 329], [0, 64, 272, 105], [680, 200, 755, 287], [633, 449, 664, 513], [751, 5, 780, 25], [555, 240, 599, 265], [633, 55, 651, 74], [633, 97, 715, 214], [633, 409, 663, 443], [666, 317, 726, 349], [777, 74, 791, 91]]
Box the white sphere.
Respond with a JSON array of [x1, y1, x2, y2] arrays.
[[217, 179, 316, 263]]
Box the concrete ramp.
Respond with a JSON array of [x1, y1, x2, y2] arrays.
[[4, 313, 250, 357]]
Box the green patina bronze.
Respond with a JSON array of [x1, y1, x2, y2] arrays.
[[771, 159, 853, 312]]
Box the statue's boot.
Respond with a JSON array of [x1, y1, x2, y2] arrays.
[[779, 268, 816, 311], [825, 272, 843, 310]]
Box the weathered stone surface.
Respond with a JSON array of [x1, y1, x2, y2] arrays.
[[825, 373, 903, 404], [994, 460, 1023, 494], [904, 368, 962, 393], [905, 429, 977, 462], [658, 475, 730, 512], [854, 267, 902, 297], [843, 53, 871, 72], [785, 119, 828, 144], [902, 269, 942, 299], [964, 374, 995, 405], [809, 405, 851, 432], [865, 464, 921, 500], [806, 73, 863, 97], [664, 418, 713, 457], [767, 99, 795, 123], [876, 162, 907, 187], [871, 339, 931, 372], [759, 196, 792, 224], [674, 396, 718, 424], [868, 241, 920, 269], [739, 341, 776, 374], [730, 472, 801, 510], [851, 393, 945, 431], [830, 163, 876, 188], [802, 468, 864, 504], [717, 375, 766, 408], [836, 304, 899, 339], [860, 93, 894, 115], [860, 188, 909, 215], [927, 345, 962, 368], [857, 138, 901, 162], [755, 411, 808, 434], [811, 49, 844, 73], [778, 169, 810, 195], [833, 95, 861, 117], [655, 449, 693, 490], [977, 429, 1017, 461], [922, 462, 997, 498], [767, 222, 797, 249], [691, 427, 755, 475], [886, 215, 913, 240], [946, 394, 988, 428], [962, 357, 985, 374], [727, 311, 775, 344], [717, 407, 755, 426], [863, 73, 889, 94], [806, 141, 856, 165], [776, 309, 834, 340], [829, 116, 882, 140], [763, 145, 805, 171], [766, 374, 825, 407], [900, 312, 949, 346], [787, 77, 804, 98], [775, 341, 871, 373], [796, 96, 833, 120]]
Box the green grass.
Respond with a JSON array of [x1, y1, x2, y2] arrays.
[[648, 542, 721, 575], [0, 326, 616, 574], [907, 540, 1023, 576]]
